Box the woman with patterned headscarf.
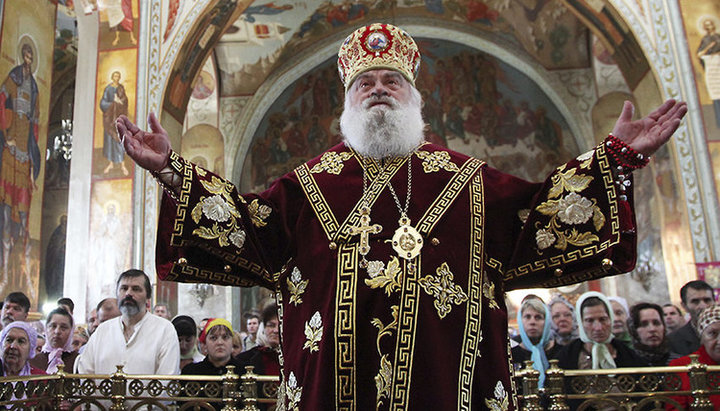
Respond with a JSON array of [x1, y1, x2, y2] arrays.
[[510, 297, 560, 388], [668, 305, 720, 410]]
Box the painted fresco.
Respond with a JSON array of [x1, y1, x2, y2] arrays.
[[217, 0, 589, 96], [0, 0, 55, 305], [93, 49, 136, 177], [241, 38, 575, 192], [87, 179, 133, 309], [97, 0, 139, 50], [679, 1, 720, 139]]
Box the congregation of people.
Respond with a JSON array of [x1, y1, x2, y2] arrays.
[[0, 269, 280, 409], [508, 279, 720, 408], [0, 272, 717, 407]]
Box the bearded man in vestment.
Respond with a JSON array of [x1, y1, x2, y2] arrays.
[[117, 23, 687, 410]]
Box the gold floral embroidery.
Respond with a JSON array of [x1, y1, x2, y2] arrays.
[[365, 257, 402, 296], [248, 199, 272, 227], [287, 267, 308, 306], [190, 192, 247, 249], [286, 372, 302, 411], [576, 150, 594, 169], [303, 312, 323, 352], [415, 150, 460, 173], [195, 166, 207, 177], [548, 168, 593, 200], [484, 381, 509, 411], [483, 278, 499, 310], [371, 306, 398, 408], [419, 263, 468, 319], [374, 354, 392, 408], [309, 151, 353, 175], [535, 191, 604, 251]]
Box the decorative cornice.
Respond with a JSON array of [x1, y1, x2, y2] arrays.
[[610, 0, 719, 261]]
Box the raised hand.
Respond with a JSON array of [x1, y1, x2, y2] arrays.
[[116, 112, 172, 172], [611, 99, 687, 157]]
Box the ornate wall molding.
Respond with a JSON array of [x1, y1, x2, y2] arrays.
[[610, 0, 720, 262]]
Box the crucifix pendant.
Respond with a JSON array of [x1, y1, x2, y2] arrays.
[[348, 206, 383, 266], [391, 216, 423, 260]]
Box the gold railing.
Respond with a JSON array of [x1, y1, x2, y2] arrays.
[[514, 356, 720, 410], [0, 364, 280, 410]]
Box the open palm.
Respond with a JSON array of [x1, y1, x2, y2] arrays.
[[116, 112, 172, 172], [611, 99, 687, 156]]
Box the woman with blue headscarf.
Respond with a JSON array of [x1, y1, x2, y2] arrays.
[[511, 297, 560, 388]]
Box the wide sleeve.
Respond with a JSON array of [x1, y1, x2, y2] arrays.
[[490, 141, 637, 290], [155, 151, 297, 289]]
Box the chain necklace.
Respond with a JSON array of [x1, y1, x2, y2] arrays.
[[357, 153, 424, 264]]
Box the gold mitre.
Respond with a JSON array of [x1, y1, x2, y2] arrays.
[[337, 23, 421, 90]]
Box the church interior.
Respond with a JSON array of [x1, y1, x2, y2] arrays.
[[2, 0, 720, 330]]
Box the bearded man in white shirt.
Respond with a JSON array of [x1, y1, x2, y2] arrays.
[[75, 269, 180, 376]]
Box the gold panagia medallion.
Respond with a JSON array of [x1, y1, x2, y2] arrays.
[[391, 216, 423, 260]]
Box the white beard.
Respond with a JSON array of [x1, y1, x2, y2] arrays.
[[340, 87, 425, 159]]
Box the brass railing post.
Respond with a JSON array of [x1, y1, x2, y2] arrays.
[[54, 363, 67, 408], [545, 360, 569, 411], [519, 360, 543, 411], [221, 364, 240, 411], [241, 365, 260, 411], [109, 365, 127, 411], [688, 354, 714, 411]]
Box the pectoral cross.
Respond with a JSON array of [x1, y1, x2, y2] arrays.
[[348, 206, 382, 264]]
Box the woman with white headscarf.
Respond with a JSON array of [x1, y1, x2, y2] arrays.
[[510, 297, 560, 388], [0, 321, 44, 377], [556, 291, 646, 371]]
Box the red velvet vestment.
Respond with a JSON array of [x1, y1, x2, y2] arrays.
[[156, 142, 636, 410]]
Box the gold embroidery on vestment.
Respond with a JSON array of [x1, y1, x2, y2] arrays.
[[419, 262, 468, 319], [365, 257, 402, 296], [248, 199, 272, 227], [303, 311, 323, 353], [310, 151, 353, 175], [415, 150, 460, 173], [286, 371, 302, 411], [191, 193, 247, 249], [483, 277, 499, 310], [484, 381, 510, 411], [287, 267, 308, 306]]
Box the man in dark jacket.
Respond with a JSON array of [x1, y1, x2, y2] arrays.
[[667, 280, 715, 356]]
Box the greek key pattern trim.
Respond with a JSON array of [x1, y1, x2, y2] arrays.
[[335, 155, 407, 243], [165, 264, 257, 287], [416, 158, 484, 236], [169, 151, 194, 246], [503, 144, 619, 279], [458, 174, 484, 409], [335, 244, 358, 410], [296, 164, 339, 241], [389, 258, 420, 410]]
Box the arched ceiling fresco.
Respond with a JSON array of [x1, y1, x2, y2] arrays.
[[213, 0, 592, 98]]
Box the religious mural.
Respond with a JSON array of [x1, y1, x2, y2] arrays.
[[241, 38, 574, 192], [216, 0, 589, 97], [0, 0, 55, 306], [87, 179, 133, 308], [97, 0, 139, 50], [93, 49, 136, 177], [679, 1, 720, 139]]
